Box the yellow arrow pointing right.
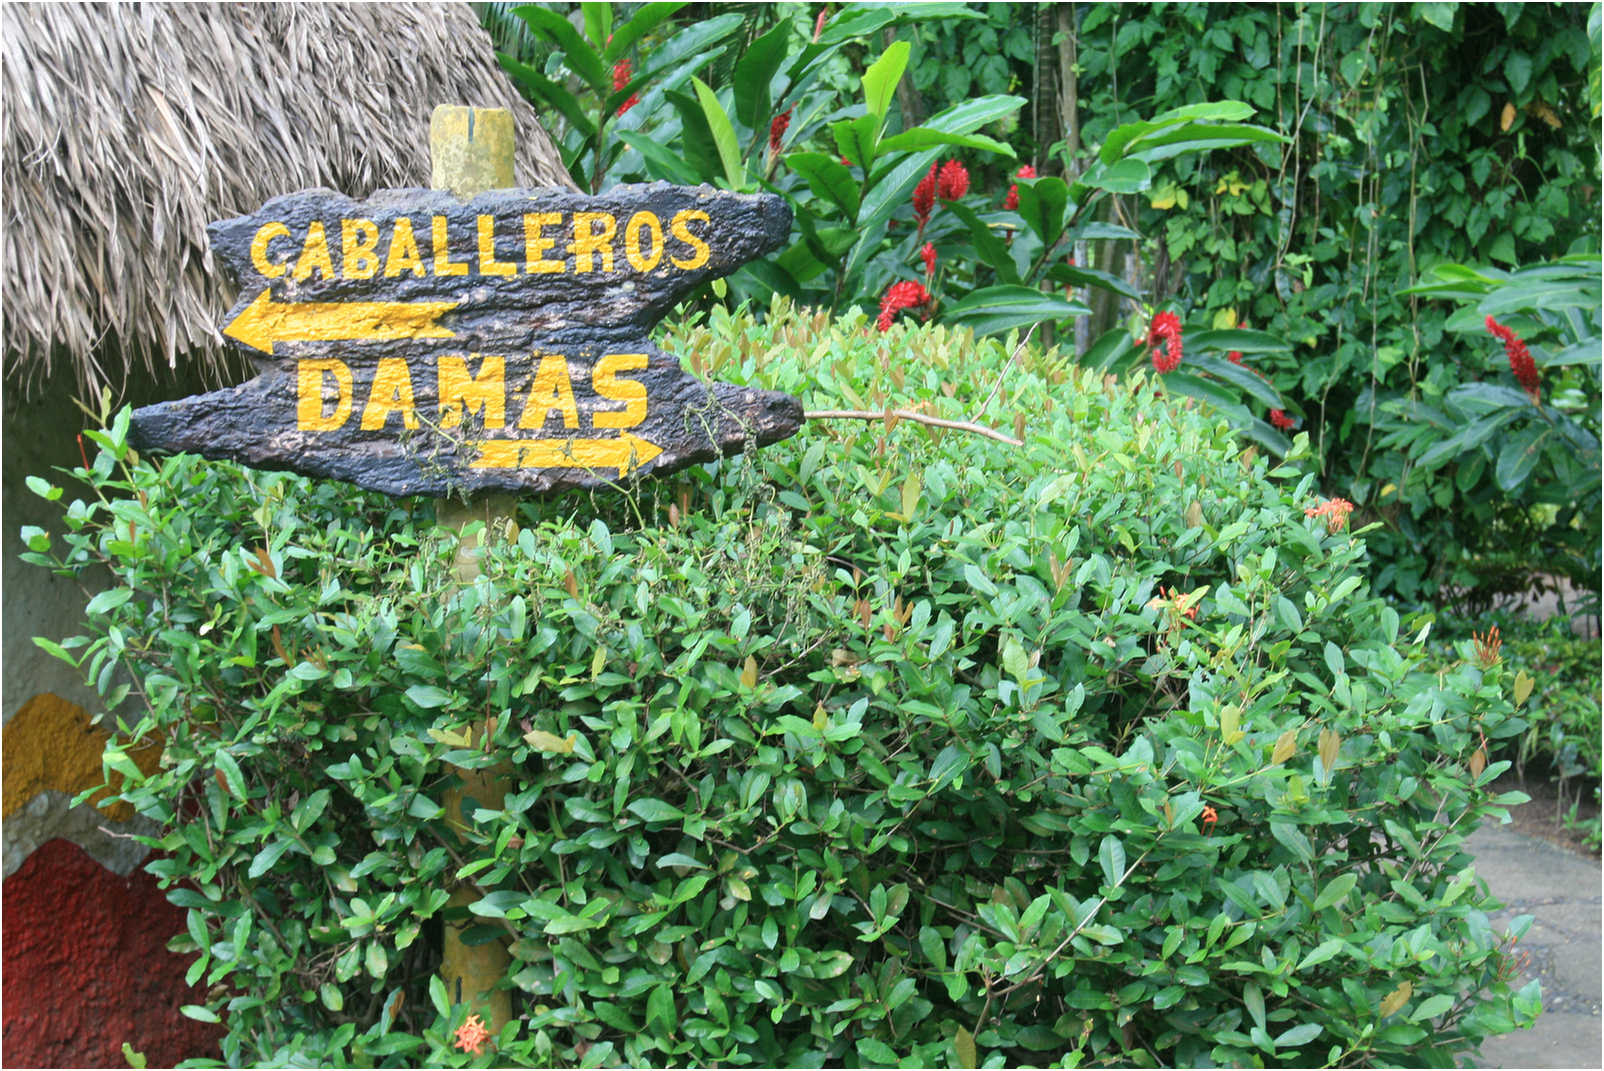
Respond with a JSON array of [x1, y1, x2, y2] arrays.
[[224, 288, 457, 354], [470, 433, 663, 476]]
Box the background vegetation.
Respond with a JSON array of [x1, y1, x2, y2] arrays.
[[482, 0, 1602, 613], [24, 3, 1598, 1067]]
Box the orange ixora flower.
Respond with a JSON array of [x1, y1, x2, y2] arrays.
[[1304, 497, 1354, 533], [1200, 804, 1218, 832], [1149, 585, 1199, 621], [454, 1014, 492, 1056], [1472, 624, 1502, 667]]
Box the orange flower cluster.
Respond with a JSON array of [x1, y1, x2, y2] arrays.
[[1472, 624, 1502, 667], [454, 1014, 492, 1056], [1201, 804, 1218, 832], [1305, 497, 1354, 533]]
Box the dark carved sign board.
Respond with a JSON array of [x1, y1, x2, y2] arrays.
[[129, 184, 804, 497]]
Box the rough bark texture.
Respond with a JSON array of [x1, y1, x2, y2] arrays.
[[129, 184, 804, 497]]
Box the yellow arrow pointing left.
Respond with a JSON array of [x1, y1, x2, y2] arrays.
[[224, 288, 457, 354], [470, 433, 664, 476]]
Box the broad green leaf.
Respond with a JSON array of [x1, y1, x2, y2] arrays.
[[734, 20, 794, 130], [618, 131, 701, 184], [627, 797, 686, 823], [1312, 872, 1358, 912], [941, 285, 1090, 339], [942, 200, 1020, 284], [1128, 123, 1289, 164], [832, 114, 880, 172], [665, 88, 727, 184], [511, 5, 608, 89], [1186, 328, 1292, 354], [213, 750, 246, 800], [86, 587, 133, 615], [524, 729, 577, 754], [877, 127, 1015, 157], [1098, 833, 1126, 887], [1014, 176, 1070, 249], [1046, 261, 1140, 301], [404, 685, 451, 709], [248, 838, 291, 879], [954, 1026, 978, 1069], [496, 58, 597, 138], [861, 40, 910, 124], [1296, 938, 1347, 971], [787, 152, 861, 221], [647, 984, 677, 1032], [1495, 427, 1547, 491], [580, 2, 612, 49], [603, 2, 682, 61], [1082, 158, 1152, 194], [1276, 1022, 1324, 1047], [1186, 354, 1286, 411], [691, 77, 744, 190]]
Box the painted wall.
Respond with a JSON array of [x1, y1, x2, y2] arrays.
[[3, 364, 226, 1066]]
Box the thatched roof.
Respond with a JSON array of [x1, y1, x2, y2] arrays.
[[2, 2, 578, 395]]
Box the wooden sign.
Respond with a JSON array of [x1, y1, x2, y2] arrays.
[[129, 183, 804, 496]]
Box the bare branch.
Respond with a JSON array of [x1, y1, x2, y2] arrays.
[[803, 409, 1024, 447]]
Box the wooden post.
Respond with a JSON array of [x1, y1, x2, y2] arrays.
[[431, 103, 516, 1036]]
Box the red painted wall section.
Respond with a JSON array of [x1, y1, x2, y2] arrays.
[[2, 838, 224, 1068]]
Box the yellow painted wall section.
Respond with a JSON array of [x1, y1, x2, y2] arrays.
[[2, 693, 160, 822]]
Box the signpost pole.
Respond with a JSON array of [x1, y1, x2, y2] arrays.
[[430, 103, 515, 1037]]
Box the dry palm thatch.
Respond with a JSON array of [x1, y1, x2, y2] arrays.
[[2, 2, 579, 397]]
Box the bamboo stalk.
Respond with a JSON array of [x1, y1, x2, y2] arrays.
[[431, 103, 515, 1038]]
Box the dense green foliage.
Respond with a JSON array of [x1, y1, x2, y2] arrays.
[[1072, 2, 1602, 606], [490, 3, 1296, 446], [488, 1, 1602, 611], [31, 305, 1537, 1067]]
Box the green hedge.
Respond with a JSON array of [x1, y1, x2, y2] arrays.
[[27, 301, 1535, 1067]]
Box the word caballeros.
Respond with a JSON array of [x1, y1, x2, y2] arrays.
[[249, 209, 713, 282]]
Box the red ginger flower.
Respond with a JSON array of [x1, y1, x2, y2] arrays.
[[912, 164, 937, 231], [1147, 311, 1183, 373], [1305, 497, 1354, 533], [1003, 164, 1036, 211], [876, 280, 930, 332], [920, 242, 936, 280], [769, 108, 792, 153], [454, 1014, 492, 1056], [1268, 409, 1295, 431], [937, 158, 970, 201], [1486, 315, 1541, 402], [612, 58, 638, 115]]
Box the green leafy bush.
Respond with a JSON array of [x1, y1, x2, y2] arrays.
[[29, 304, 1535, 1067], [1434, 612, 1602, 849]]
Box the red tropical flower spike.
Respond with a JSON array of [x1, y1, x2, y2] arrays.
[[937, 159, 969, 201], [1147, 311, 1182, 373], [876, 280, 931, 332]]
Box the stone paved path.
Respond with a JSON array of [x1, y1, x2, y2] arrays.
[[1464, 822, 1602, 1069]]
